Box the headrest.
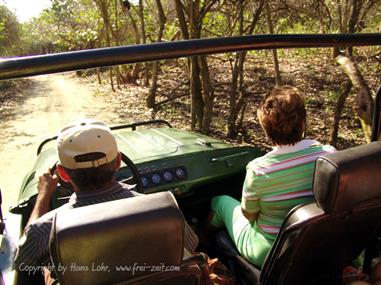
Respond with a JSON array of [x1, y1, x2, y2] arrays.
[[314, 141, 381, 214], [49, 191, 184, 285]]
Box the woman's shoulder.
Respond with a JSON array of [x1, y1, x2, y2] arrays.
[[246, 151, 276, 172], [307, 140, 336, 153], [246, 140, 336, 171]]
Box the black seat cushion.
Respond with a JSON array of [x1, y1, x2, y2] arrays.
[[50, 192, 185, 285], [216, 230, 260, 285]]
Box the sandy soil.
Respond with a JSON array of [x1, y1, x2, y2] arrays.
[[0, 73, 128, 214]]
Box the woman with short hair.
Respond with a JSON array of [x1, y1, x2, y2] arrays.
[[210, 85, 335, 267]]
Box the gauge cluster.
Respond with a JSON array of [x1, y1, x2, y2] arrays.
[[138, 164, 188, 189]]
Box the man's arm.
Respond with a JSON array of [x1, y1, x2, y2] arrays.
[[25, 170, 58, 228], [14, 170, 58, 268]]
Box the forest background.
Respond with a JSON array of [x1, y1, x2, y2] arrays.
[[1, 0, 381, 150]]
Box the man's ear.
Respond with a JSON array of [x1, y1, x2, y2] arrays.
[[115, 152, 122, 170], [57, 164, 71, 182]]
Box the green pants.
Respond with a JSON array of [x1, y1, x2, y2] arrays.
[[211, 195, 272, 267]]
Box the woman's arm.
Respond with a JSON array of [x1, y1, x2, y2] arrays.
[[241, 166, 260, 222], [241, 207, 259, 222]]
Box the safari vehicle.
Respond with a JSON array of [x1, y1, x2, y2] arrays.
[[1, 34, 381, 285]]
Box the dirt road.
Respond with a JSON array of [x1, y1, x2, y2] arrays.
[[0, 73, 128, 213]]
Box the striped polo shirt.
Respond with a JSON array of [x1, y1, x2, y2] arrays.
[[241, 139, 335, 239], [14, 182, 198, 268]]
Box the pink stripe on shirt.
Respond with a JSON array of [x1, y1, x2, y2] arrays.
[[252, 150, 332, 176], [261, 189, 313, 202], [259, 224, 280, 234]]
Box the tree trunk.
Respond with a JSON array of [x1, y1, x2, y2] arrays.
[[174, 0, 192, 128], [190, 57, 204, 131], [228, 53, 243, 138], [237, 101, 247, 133], [114, 0, 121, 88], [227, 0, 264, 138], [96, 67, 102, 84], [330, 80, 352, 146], [147, 61, 159, 108], [105, 22, 115, 91], [347, 0, 358, 55], [174, 0, 189, 40], [174, 0, 218, 132], [120, 0, 141, 83], [120, 0, 140, 43], [265, 0, 281, 86], [139, 0, 149, 86], [199, 56, 214, 134], [336, 55, 374, 142], [189, 0, 204, 131], [228, 1, 244, 138], [94, 0, 115, 91], [146, 0, 166, 109]]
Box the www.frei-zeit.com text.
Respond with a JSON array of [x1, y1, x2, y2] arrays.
[[18, 262, 180, 276]]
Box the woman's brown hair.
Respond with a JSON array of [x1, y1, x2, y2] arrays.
[[257, 85, 306, 146]]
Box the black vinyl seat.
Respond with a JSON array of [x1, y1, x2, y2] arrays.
[[215, 230, 261, 284], [216, 141, 381, 285], [49, 191, 206, 285]]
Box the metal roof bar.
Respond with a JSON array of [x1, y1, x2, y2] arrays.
[[1, 33, 381, 80], [371, 84, 381, 142]]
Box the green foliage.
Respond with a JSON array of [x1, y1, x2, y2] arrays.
[[0, 4, 21, 56], [362, 4, 381, 33], [21, 0, 102, 54], [327, 91, 339, 103], [10, 0, 381, 60], [21, 10, 58, 54]]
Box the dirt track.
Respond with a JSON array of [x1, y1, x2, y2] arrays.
[[0, 73, 127, 213]]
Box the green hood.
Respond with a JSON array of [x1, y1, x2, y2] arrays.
[[12, 127, 262, 212]]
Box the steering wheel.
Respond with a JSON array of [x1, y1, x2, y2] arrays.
[[119, 152, 144, 193], [51, 152, 144, 193]]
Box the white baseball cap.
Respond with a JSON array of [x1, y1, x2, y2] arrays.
[[57, 119, 118, 169]]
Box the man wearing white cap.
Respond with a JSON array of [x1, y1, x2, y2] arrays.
[[14, 119, 198, 283]]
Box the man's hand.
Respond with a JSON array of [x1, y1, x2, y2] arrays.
[[37, 170, 59, 200], [25, 169, 58, 228]]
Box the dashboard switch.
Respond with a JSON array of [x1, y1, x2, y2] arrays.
[[175, 167, 187, 179]]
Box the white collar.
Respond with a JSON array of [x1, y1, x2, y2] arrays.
[[266, 139, 321, 156]]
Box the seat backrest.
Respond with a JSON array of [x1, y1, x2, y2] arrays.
[[49, 191, 201, 285], [260, 141, 381, 285]]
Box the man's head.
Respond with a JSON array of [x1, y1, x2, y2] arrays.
[[257, 85, 306, 146], [56, 119, 121, 192]]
